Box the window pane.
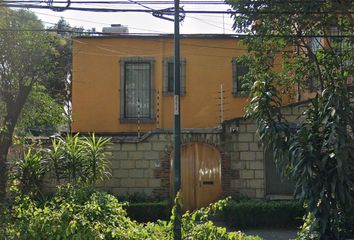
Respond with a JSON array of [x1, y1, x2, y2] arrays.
[[167, 62, 174, 93], [125, 62, 151, 118], [236, 65, 249, 92]]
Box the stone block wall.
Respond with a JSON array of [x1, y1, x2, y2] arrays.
[[222, 102, 309, 198], [33, 102, 308, 200], [97, 130, 225, 199]]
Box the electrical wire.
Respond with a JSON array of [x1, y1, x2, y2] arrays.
[[33, 11, 169, 33], [0, 28, 352, 38], [3, 0, 352, 4], [3, 3, 354, 14], [3, 0, 229, 3]]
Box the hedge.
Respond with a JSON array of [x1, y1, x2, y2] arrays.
[[221, 200, 305, 229], [125, 201, 171, 222]]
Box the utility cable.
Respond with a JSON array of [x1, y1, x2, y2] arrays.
[[3, 3, 354, 14], [0, 28, 352, 38]]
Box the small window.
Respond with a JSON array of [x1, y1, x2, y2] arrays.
[[309, 37, 321, 53], [120, 57, 155, 122], [232, 58, 249, 96], [163, 57, 186, 96]]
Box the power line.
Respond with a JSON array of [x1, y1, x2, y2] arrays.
[[3, 0, 351, 3], [33, 10, 168, 33], [3, 0, 228, 3], [0, 28, 353, 38], [3, 3, 354, 14]]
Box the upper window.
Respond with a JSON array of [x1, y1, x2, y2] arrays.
[[163, 57, 186, 96], [232, 58, 249, 96], [120, 57, 155, 122], [309, 37, 322, 53]]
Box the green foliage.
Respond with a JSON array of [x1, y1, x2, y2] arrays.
[[47, 133, 111, 185], [60, 134, 86, 184], [9, 133, 111, 198], [227, 0, 354, 239], [0, 8, 71, 199], [180, 197, 261, 240], [10, 148, 47, 197], [3, 186, 262, 240], [222, 199, 305, 229], [125, 201, 171, 222], [16, 84, 66, 136], [46, 137, 64, 182], [82, 133, 111, 184]]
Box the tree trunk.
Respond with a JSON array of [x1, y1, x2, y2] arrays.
[[0, 86, 32, 201], [0, 133, 12, 201]]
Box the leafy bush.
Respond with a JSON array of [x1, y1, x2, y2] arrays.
[[125, 201, 171, 222], [9, 133, 111, 198], [222, 199, 305, 229], [10, 148, 47, 197], [180, 196, 261, 240], [82, 134, 111, 184], [52, 133, 111, 185], [3, 185, 262, 240]]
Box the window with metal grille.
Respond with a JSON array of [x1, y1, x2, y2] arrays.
[[232, 58, 249, 96], [163, 57, 186, 96], [120, 57, 155, 122]]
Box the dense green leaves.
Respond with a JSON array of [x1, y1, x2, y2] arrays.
[[47, 133, 111, 185], [0, 8, 71, 199], [10, 148, 47, 197], [3, 186, 262, 240], [10, 133, 111, 200], [227, 0, 354, 239]]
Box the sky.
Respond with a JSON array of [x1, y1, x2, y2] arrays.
[[28, 0, 236, 34]]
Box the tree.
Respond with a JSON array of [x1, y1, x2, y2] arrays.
[[0, 8, 61, 200], [16, 84, 65, 136], [226, 0, 354, 239], [45, 18, 90, 131]]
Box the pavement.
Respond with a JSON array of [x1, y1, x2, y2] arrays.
[[243, 229, 298, 240], [212, 219, 298, 240]]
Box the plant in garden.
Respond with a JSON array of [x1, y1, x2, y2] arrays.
[[10, 148, 47, 197], [226, 0, 354, 239], [82, 133, 111, 184], [3, 185, 261, 240], [0, 8, 73, 200], [46, 138, 64, 183], [46, 133, 111, 186], [60, 133, 86, 184]]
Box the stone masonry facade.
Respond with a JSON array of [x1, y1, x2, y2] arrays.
[[30, 102, 307, 200], [92, 101, 307, 200]]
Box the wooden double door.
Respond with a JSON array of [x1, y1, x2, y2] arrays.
[[171, 142, 222, 211]]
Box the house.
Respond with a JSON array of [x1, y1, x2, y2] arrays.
[[72, 33, 299, 210]]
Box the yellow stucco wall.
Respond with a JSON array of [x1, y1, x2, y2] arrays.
[[72, 35, 251, 133]]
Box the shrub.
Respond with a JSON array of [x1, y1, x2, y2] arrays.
[[10, 148, 47, 197], [3, 185, 262, 240], [125, 201, 171, 222], [82, 133, 111, 184], [222, 199, 305, 229]]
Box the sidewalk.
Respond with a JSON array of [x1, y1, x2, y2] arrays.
[[243, 229, 298, 240]]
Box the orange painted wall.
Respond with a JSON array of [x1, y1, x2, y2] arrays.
[[72, 35, 250, 133]]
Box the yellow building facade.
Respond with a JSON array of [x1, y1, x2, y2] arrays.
[[72, 34, 250, 133], [71, 34, 303, 207]]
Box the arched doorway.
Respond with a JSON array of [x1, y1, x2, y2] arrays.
[[171, 142, 222, 211]]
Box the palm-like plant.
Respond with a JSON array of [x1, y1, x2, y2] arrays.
[[46, 138, 64, 183], [60, 133, 85, 184], [13, 148, 47, 196], [83, 133, 111, 185]]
